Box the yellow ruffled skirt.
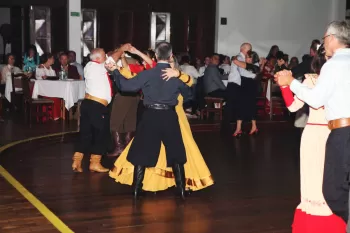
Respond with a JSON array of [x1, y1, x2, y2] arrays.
[[109, 95, 214, 191]]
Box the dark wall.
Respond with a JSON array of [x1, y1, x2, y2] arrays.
[[82, 0, 217, 60], [2, 0, 216, 62]]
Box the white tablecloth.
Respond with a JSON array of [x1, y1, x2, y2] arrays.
[[4, 76, 22, 102], [32, 80, 85, 109]]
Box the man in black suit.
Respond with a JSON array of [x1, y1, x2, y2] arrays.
[[109, 42, 189, 200]]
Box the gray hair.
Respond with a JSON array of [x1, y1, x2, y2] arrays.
[[155, 42, 172, 60], [326, 21, 350, 45], [90, 52, 102, 61], [240, 43, 252, 50]]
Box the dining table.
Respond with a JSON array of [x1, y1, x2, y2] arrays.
[[32, 79, 85, 119]]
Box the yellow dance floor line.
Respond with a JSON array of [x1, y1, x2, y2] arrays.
[[0, 131, 77, 233]]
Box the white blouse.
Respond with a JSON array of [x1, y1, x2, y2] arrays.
[[35, 65, 56, 80]]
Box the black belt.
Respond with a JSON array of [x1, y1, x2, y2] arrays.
[[144, 104, 175, 110]]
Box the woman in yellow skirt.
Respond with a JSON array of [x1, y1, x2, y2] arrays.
[[109, 57, 214, 192]]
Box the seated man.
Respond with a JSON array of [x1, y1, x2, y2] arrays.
[[202, 54, 226, 99]]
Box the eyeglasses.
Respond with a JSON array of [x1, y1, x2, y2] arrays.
[[322, 34, 335, 41]]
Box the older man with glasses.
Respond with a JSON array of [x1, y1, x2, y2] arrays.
[[276, 21, 350, 226]]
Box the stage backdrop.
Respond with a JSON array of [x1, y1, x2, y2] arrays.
[[215, 0, 346, 59]]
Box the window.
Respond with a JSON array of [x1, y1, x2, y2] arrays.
[[150, 12, 171, 49], [29, 6, 51, 55], [81, 9, 97, 57]]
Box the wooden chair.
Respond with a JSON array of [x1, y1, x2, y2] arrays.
[[200, 97, 224, 120], [67, 99, 83, 131], [268, 79, 288, 120], [256, 79, 268, 117], [11, 73, 24, 111], [22, 78, 54, 127]]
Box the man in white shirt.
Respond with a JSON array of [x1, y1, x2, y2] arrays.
[[1, 54, 22, 103], [180, 56, 200, 83], [275, 21, 350, 223], [198, 56, 210, 77], [68, 51, 84, 79], [71, 48, 112, 173], [222, 43, 253, 134]]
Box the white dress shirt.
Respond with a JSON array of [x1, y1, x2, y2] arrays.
[[1, 65, 21, 84], [199, 65, 207, 77], [228, 61, 241, 85], [290, 48, 350, 121], [1, 65, 22, 102], [84, 61, 112, 104], [71, 61, 84, 79], [219, 64, 231, 74], [180, 64, 200, 84], [35, 65, 56, 80], [237, 52, 256, 79]]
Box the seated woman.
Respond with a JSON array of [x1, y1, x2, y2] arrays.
[[36, 53, 61, 120], [109, 56, 214, 192], [23, 45, 40, 73]]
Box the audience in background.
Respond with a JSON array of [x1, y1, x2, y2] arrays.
[[68, 51, 84, 79]]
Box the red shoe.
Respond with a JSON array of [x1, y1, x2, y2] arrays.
[[249, 129, 259, 135], [232, 131, 243, 138]]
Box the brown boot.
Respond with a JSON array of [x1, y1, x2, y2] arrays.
[[72, 152, 84, 172], [107, 132, 125, 157], [125, 132, 134, 146], [89, 154, 109, 173]]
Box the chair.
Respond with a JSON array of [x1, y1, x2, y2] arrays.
[[256, 79, 268, 117], [267, 79, 288, 120], [67, 99, 83, 131], [11, 73, 24, 111], [22, 78, 54, 127], [200, 97, 224, 120]]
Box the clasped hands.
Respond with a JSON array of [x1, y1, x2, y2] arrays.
[[105, 43, 180, 81], [274, 69, 294, 87]]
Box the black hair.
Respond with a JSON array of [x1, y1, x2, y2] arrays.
[[276, 51, 285, 61], [267, 45, 279, 59], [181, 55, 190, 64], [26, 44, 39, 64], [68, 51, 76, 56], [5, 53, 15, 64], [40, 53, 54, 64], [311, 43, 326, 75], [290, 56, 299, 64], [247, 50, 259, 64], [310, 39, 321, 53], [59, 52, 68, 58]]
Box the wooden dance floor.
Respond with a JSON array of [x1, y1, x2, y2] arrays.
[[0, 121, 301, 233]]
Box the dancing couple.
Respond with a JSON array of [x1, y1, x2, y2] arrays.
[[276, 20, 350, 233], [106, 42, 214, 198]]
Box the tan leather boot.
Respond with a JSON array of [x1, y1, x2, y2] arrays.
[[72, 152, 84, 172], [89, 155, 109, 173]]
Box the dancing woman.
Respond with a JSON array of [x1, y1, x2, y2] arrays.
[[232, 50, 261, 137], [278, 45, 346, 233], [109, 56, 214, 192]]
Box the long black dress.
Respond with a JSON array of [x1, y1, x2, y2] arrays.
[[238, 63, 260, 121]]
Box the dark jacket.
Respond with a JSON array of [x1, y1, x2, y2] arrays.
[[54, 65, 80, 79], [203, 64, 226, 94], [291, 55, 313, 80], [113, 63, 188, 106]]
